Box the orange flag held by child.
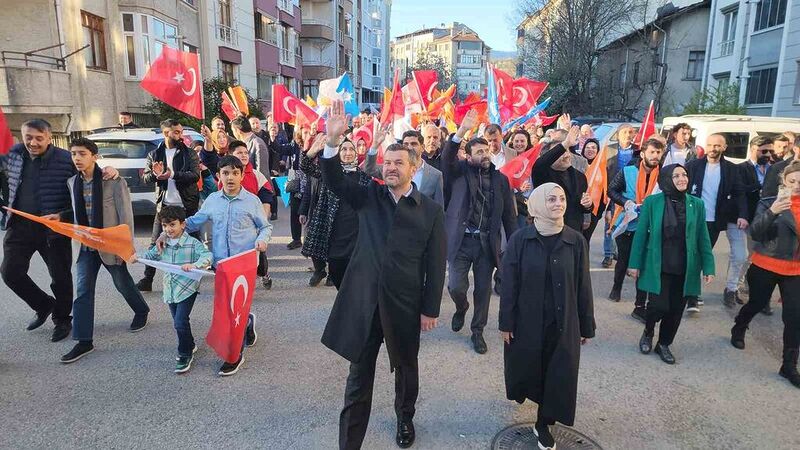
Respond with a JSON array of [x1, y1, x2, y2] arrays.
[[3, 207, 136, 261]]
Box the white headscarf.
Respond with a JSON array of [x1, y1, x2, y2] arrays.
[[527, 182, 566, 236]]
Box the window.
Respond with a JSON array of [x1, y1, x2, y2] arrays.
[[181, 0, 196, 6], [715, 132, 750, 160], [122, 13, 180, 78], [221, 61, 237, 84], [745, 67, 778, 104], [459, 54, 479, 64], [633, 61, 640, 84], [257, 72, 278, 99], [303, 79, 319, 99], [719, 8, 737, 56], [754, 0, 787, 31], [255, 12, 278, 45], [714, 72, 731, 90], [183, 43, 198, 53], [81, 11, 107, 70], [686, 51, 704, 80], [795, 62, 800, 105], [218, 0, 232, 27]]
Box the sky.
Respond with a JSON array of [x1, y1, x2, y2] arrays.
[[389, 0, 520, 53]]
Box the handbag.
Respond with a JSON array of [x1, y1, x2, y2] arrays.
[[285, 167, 300, 193]]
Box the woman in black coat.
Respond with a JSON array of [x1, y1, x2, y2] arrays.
[[299, 136, 372, 289], [500, 182, 595, 450]]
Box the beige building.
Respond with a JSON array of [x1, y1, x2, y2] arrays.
[[0, 0, 204, 135], [390, 22, 490, 96]]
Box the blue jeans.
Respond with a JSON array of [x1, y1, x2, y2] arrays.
[[73, 249, 150, 342], [603, 218, 616, 258], [169, 293, 197, 357]]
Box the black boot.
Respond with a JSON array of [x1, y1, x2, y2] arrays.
[[731, 322, 747, 350], [779, 348, 800, 388]]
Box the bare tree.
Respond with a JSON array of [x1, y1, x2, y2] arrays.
[[516, 0, 645, 114]]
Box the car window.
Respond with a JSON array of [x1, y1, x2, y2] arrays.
[[95, 140, 157, 159], [593, 125, 613, 142], [717, 132, 750, 160]]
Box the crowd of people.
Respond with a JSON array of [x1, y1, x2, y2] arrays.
[[1, 101, 799, 450]]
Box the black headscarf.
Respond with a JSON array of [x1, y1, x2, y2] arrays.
[[581, 138, 601, 164], [659, 164, 686, 239]]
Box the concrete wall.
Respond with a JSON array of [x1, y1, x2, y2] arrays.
[[774, 1, 800, 117]]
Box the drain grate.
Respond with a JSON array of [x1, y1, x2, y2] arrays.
[[492, 422, 602, 449]]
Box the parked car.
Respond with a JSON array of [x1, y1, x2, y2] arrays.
[[660, 115, 800, 164], [87, 128, 204, 216]]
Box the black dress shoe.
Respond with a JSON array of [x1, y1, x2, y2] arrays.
[[655, 344, 676, 364], [129, 313, 148, 332], [61, 342, 94, 364], [608, 288, 621, 302], [730, 324, 747, 350], [639, 331, 653, 354], [396, 420, 415, 448], [309, 270, 327, 287], [631, 306, 647, 324], [471, 332, 487, 354], [26, 309, 52, 331], [51, 323, 72, 342], [451, 311, 466, 332], [135, 278, 153, 292], [270, 212, 278, 221], [286, 240, 302, 250]]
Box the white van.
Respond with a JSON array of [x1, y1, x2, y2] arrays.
[[660, 115, 800, 163]]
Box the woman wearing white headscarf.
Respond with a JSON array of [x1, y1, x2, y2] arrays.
[[499, 183, 596, 450]]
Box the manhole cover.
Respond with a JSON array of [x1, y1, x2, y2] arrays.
[[492, 422, 602, 449]]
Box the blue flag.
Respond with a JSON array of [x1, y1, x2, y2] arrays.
[[487, 64, 500, 125], [502, 97, 552, 132], [336, 73, 361, 117], [273, 176, 292, 208]]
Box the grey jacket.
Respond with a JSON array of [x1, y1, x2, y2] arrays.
[[749, 196, 800, 263], [67, 175, 135, 266], [363, 151, 444, 206]]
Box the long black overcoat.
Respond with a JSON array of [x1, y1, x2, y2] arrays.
[[320, 154, 447, 368], [499, 225, 596, 425]]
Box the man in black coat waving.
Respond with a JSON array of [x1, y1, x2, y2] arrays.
[[442, 109, 517, 355], [320, 100, 447, 450]]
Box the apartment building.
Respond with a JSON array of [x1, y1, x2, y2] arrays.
[[299, 0, 354, 100], [702, 0, 800, 117], [359, 0, 391, 107], [253, 0, 303, 109], [390, 23, 491, 97], [0, 0, 204, 133]]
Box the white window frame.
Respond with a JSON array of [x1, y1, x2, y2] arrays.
[[255, 11, 279, 46], [122, 12, 179, 80], [719, 8, 737, 57]]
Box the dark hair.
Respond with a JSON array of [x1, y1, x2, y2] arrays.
[[401, 130, 423, 145], [69, 137, 99, 155], [190, 140, 205, 149], [230, 116, 252, 133], [484, 124, 502, 135], [644, 138, 666, 152], [118, 111, 132, 116], [795, 134, 800, 148], [228, 139, 248, 152], [384, 142, 419, 167], [750, 135, 774, 147], [21, 119, 52, 133], [670, 122, 691, 136], [465, 137, 489, 155], [160, 118, 180, 130], [511, 129, 532, 149], [582, 138, 601, 158], [217, 155, 244, 172], [775, 135, 791, 143], [158, 205, 187, 224]]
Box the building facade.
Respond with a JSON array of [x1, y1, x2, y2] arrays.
[[702, 0, 800, 117], [358, 0, 391, 108], [253, 0, 303, 110], [390, 23, 491, 97], [593, 1, 711, 120]]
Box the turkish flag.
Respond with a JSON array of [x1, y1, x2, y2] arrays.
[[353, 119, 374, 149], [206, 249, 258, 363], [221, 91, 239, 120], [526, 112, 558, 127], [272, 84, 320, 126], [380, 68, 404, 127], [499, 143, 542, 190], [0, 106, 14, 155], [140, 47, 204, 119], [401, 81, 424, 114], [512, 78, 548, 117], [413, 70, 438, 108], [493, 67, 515, 108], [633, 100, 656, 148]]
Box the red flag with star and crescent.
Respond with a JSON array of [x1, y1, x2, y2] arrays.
[[206, 249, 258, 363], [140, 47, 204, 119], [0, 106, 14, 155], [499, 143, 543, 190]]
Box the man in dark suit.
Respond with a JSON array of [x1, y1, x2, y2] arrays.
[[442, 109, 517, 355], [685, 134, 749, 308], [761, 135, 798, 198], [320, 100, 446, 450]]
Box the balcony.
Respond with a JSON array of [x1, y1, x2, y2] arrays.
[[301, 20, 334, 41], [0, 63, 73, 132], [217, 24, 239, 47], [303, 58, 335, 80], [278, 0, 292, 13], [719, 40, 734, 57]]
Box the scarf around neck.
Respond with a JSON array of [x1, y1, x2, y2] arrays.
[[636, 161, 659, 203]]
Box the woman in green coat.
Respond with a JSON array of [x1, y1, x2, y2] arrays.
[[627, 164, 715, 364]]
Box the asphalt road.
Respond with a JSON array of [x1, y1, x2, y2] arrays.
[[1, 205, 798, 450]]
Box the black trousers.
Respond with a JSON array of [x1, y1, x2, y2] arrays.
[[328, 257, 351, 290], [536, 322, 559, 426], [312, 257, 327, 274], [144, 205, 199, 279], [339, 312, 419, 450], [645, 272, 687, 346], [582, 213, 600, 250], [614, 231, 648, 306], [1, 219, 73, 324], [257, 251, 269, 277], [736, 264, 800, 350], [290, 194, 302, 242], [270, 178, 280, 218], [447, 234, 495, 333]]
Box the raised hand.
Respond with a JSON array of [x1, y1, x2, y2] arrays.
[[557, 113, 572, 130], [372, 120, 387, 150], [326, 99, 349, 145], [456, 109, 479, 138], [562, 125, 580, 149], [306, 133, 328, 158]]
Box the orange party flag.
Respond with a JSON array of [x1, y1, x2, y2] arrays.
[[4, 207, 136, 260]]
